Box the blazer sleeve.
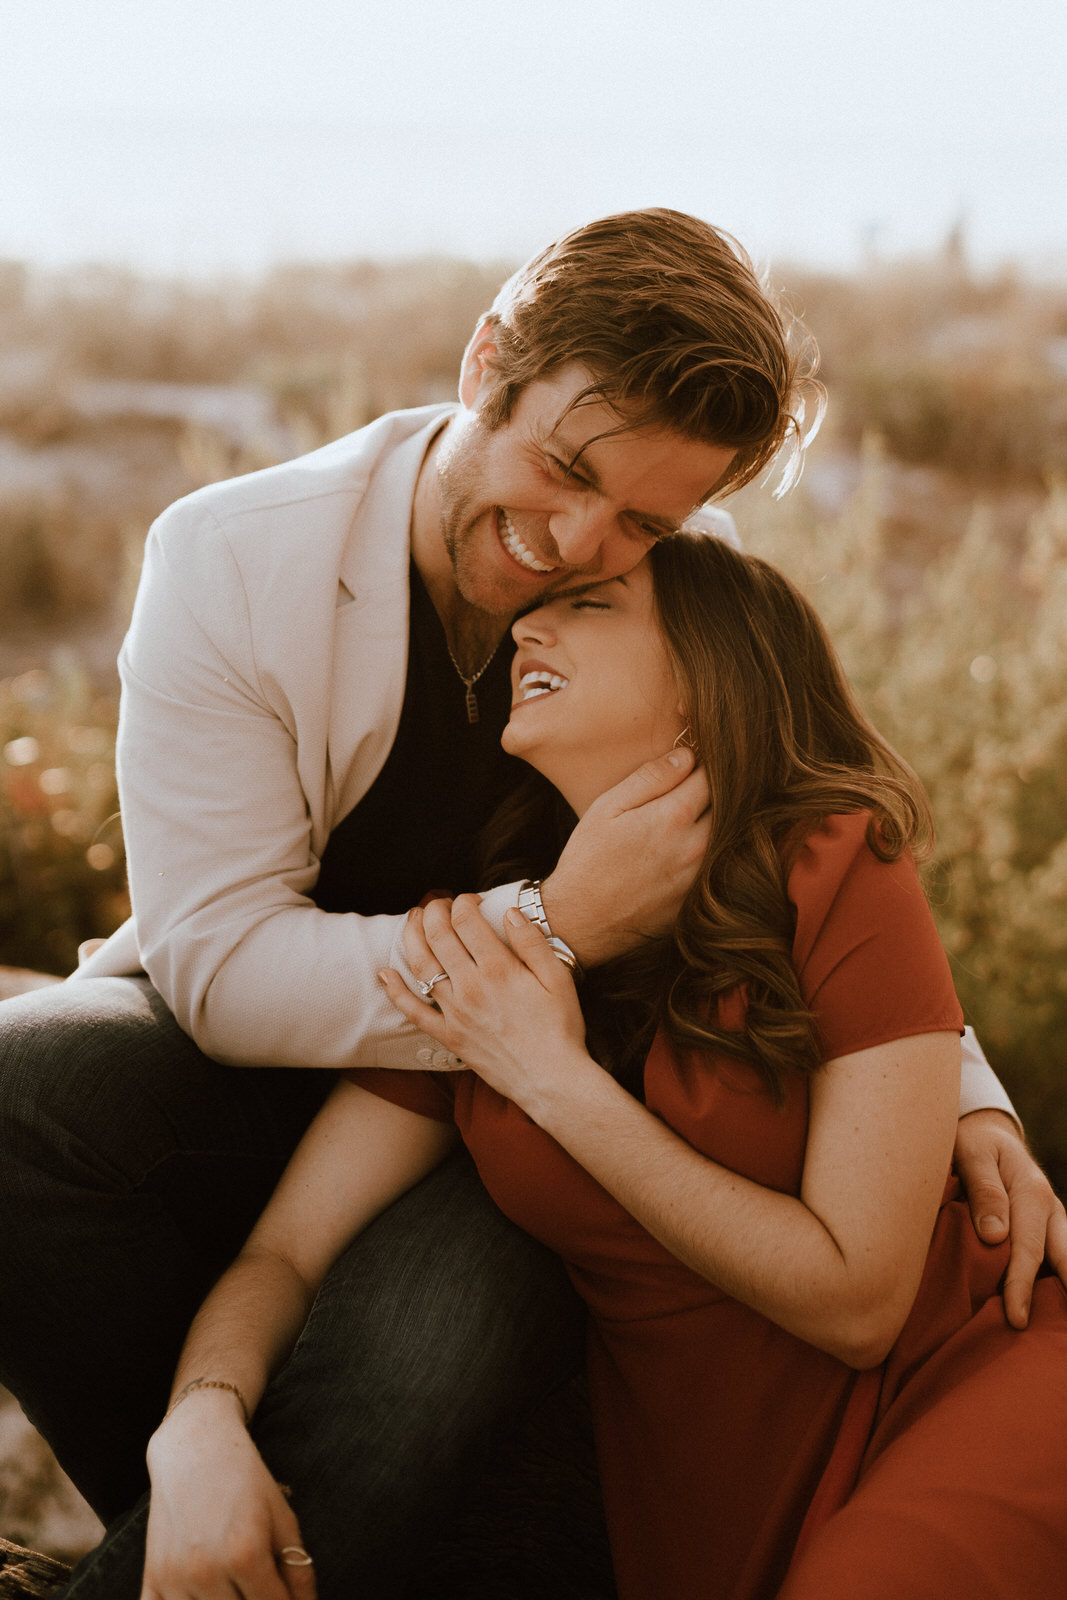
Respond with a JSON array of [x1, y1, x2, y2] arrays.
[[115, 495, 439, 1071]]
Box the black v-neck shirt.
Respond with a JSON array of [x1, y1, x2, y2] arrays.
[[312, 561, 525, 915]]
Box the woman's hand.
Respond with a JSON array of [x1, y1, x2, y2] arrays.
[[141, 1395, 315, 1600], [381, 895, 592, 1114]]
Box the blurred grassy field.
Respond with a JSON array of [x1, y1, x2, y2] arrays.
[[0, 240, 1065, 1563], [1, 242, 1065, 1210]]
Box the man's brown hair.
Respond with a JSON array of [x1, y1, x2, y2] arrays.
[[480, 208, 819, 496]]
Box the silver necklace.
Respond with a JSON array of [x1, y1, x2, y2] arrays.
[[446, 639, 499, 724]]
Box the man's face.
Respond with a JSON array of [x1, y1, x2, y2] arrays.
[[434, 362, 736, 617]]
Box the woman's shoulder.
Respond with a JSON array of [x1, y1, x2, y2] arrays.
[[786, 812, 962, 1057], [787, 811, 922, 936]]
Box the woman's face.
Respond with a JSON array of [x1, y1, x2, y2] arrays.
[[502, 556, 687, 816]]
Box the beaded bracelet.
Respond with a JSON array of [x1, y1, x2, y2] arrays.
[[165, 1377, 249, 1425]]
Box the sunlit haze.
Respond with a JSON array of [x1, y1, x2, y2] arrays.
[[2, 0, 1064, 276]]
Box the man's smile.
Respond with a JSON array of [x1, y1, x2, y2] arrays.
[[498, 510, 559, 575]]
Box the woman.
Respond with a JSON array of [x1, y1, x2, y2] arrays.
[[138, 534, 1066, 1600]]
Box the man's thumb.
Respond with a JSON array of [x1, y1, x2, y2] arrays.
[[600, 745, 695, 815]]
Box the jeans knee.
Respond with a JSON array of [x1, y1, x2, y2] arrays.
[[0, 978, 183, 1185]]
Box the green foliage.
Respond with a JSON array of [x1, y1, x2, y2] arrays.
[[0, 662, 127, 976], [743, 449, 1067, 1190], [1, 251, 1065, 1189], [0, 495, 131, 625]]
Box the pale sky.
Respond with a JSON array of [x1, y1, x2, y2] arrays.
[[1, 0, 1064, 276]]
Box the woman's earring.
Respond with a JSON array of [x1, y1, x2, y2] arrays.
[[672, 724, 694, 751]]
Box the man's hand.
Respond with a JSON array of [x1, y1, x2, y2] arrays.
[[539, 747, 709, 967], [954, 1108, 1067, 1328]]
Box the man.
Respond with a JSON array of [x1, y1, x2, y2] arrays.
[[1, 210, 1062, 1594]]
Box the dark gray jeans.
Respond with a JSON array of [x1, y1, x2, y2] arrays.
[[0, 978, 605, 1598]]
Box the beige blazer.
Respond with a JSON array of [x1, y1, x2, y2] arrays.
[[73, 405, 456, 1068], [69, 402, 1012, 1113]]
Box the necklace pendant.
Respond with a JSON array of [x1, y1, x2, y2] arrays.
[[465, 686, 480, 724]]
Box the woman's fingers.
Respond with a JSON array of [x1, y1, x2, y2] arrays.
[[377, 968, 451, 1041], [502, 906, 577, 989], [420, 896, 481, 974], [402, 904, 437, 973], [272, 1502, 317, 1600]]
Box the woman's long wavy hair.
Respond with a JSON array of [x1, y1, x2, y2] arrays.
[[479, 533, 932, 1102]]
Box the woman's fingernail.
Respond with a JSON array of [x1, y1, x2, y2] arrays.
[[505, 907, 525, 927]]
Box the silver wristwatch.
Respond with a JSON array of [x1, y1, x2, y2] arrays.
[[517, 880, 584, 979]]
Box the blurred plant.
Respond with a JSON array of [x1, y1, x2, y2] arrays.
[[743, 451, 1067, 1190], [0, 249, 1064, 1191], [0, 495, 135, 625], [0, 658, 128, 975]]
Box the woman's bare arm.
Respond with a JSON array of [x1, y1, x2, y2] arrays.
[[141, 1083, 456, 1600], [384, 896, 959, 1369]]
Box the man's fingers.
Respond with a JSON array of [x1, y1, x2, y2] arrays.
[[1004, 1191, 1067, 1329], [1002, 1223, 1044, 1328], [1044, 1202, 1067, 1288], [597, 745, 699, 817], [959, 1156, 1010, 1243]]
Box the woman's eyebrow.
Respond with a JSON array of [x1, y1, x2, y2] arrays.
[[554, 575, 629, 600]]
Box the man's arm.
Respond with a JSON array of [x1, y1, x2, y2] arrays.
[[482, 780, 1067, 1317], [479, 746, 711, 966], [113, 499, 424, 1070], [114, 499, 707, 1072]]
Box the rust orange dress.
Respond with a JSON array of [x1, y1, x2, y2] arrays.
[[352, 814, 1067, 1599]]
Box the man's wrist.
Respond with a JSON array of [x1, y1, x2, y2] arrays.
[[957, 1106, 1028, 1145], [518, 880, 584, 978]]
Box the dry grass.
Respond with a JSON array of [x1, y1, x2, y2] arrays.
[[0, 243, 1065, 1561]]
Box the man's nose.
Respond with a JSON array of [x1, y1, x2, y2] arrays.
[[548, 497, 617, 566]]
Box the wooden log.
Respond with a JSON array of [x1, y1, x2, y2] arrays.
[[0, 1539, 70, 1599]]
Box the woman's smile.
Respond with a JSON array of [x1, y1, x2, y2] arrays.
[[502, 559, 686, 816], [513, 659, 571, 704]]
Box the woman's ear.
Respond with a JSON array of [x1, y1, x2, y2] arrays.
[[458, 318, 500, 408]]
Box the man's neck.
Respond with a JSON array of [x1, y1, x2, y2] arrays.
[[410, 419, 509, 676]]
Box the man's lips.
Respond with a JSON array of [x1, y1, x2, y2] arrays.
[[498, 509, 559, 575]]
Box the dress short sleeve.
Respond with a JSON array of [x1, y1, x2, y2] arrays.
[[344, 1067, 457, 1123], [789, 813, 963, 1063]]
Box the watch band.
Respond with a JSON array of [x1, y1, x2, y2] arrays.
[[517, 880, 584, 979]]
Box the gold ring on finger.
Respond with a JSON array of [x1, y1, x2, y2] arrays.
[[278, 1545, 314, 1566]]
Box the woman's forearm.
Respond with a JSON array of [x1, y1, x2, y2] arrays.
[[524, 1040, 954, 1369], [164, 1245, 314, 1421]]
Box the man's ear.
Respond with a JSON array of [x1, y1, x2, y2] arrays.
[[458, 318, 499, 408]]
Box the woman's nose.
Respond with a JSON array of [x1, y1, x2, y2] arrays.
[[511, 607, 556, 646]]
